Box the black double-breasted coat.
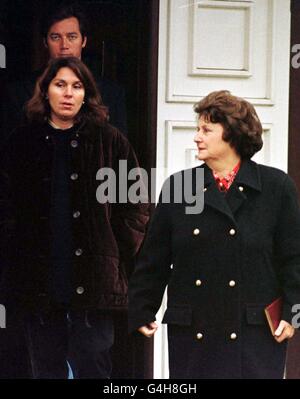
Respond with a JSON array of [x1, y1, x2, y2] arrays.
[[129, 160, 300, 379]]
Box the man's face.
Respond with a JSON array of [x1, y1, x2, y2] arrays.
[[46, 17, 87, 59]]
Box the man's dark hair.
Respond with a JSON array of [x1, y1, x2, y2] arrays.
[[41, 3, 88, 40]]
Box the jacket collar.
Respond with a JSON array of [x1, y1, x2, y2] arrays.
[[33, 120, 98, 143], [202, 159, 261, 191], [234, 159, 262, 192], [199, 159, 261, 222]]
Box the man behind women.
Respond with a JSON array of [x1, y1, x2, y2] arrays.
[[129, 90, 300, 379], [1, 3, 127, 149], [0, 56, 148, 378]]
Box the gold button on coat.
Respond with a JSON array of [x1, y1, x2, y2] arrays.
[[230, 333, 237, 340], [229, 280, 236, 287], [195, 280, 202, 286], [238, 186, 244, 192], [229, 229, 236, 236], [193, 228, 200, 236], [196, 333, 203, 340]]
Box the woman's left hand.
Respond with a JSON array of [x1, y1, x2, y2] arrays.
[[274, 320, 295, 343]]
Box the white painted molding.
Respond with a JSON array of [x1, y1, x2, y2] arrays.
[[166, 0, 275, 105], [189, 0, 253, 77]]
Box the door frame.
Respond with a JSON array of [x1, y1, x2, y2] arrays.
[[287, 0, 300, 379]]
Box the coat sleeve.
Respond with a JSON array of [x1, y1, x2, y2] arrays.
[[274, 175, 300, 324], [110, 131, 150, 264], [128, 180, 173, 333]]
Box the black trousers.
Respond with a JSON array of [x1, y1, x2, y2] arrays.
[[0, 313, 31, 378], [24, 310, 114, 379]]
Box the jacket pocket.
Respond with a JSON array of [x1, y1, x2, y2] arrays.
[[162, 306, 192, 326], [246, 304, 266, 325]]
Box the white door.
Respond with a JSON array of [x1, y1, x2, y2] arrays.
[[154, 0, 291, 378]]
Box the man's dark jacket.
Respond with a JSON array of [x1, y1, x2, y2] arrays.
[[0, 120, 149, 312]]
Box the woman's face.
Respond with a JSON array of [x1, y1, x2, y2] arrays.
[[194, 115, 236, 163], [47, 67, 85, 125]]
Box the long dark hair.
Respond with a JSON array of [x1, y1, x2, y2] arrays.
[[26, 57, 108, 126]]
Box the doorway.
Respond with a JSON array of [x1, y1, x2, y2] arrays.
[[0, 0, 159, 379]]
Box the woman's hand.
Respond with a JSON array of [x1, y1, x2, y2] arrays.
[[138, 322, 158, 338], [274, 320, 295, 343]]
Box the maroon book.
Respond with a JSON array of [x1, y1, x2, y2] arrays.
[[264, 297, 283, 335]]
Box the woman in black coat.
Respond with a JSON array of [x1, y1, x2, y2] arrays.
[[129, 90, 300, 379]]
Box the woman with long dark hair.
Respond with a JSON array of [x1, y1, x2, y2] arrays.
[[26, 56, 107, 126], [0, 57, 149, 379]]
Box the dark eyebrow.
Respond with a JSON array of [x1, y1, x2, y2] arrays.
[[53, 78, 83, 84], [49, 32, 79, 36]]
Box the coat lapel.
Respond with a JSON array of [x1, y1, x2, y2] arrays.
[[202, 164, 236, 223], [201, 160, 262, 221], [225, 186, 247, 215], [226, 160, 262, 214]]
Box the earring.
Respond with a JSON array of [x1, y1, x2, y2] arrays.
[[45, 94, 49, 100], [82, 100, 85, 104]]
